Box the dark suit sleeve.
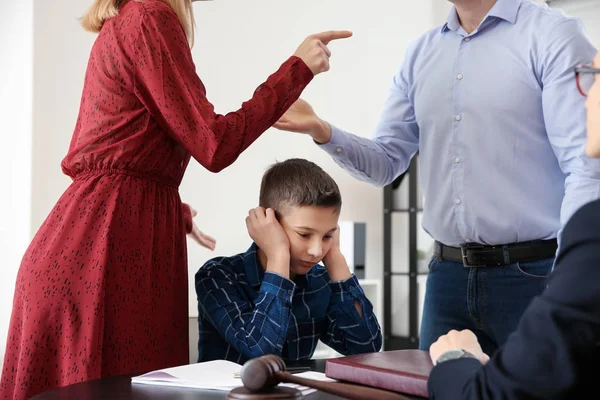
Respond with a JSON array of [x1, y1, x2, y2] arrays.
[[428, 200, 600, 400]]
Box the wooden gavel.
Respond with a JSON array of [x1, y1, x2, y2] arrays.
[[229, 354, 410, 400]]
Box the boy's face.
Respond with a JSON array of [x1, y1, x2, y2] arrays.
[[279, 205, 339, 276]]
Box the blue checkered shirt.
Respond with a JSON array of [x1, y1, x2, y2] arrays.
[[194, 243, 382, 363]]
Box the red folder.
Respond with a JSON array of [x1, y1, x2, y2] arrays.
[[324, 350, 433, 398]]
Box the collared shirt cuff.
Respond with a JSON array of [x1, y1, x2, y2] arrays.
[[314, 124, 350, 156], [261, 271, 296, 303], [329, 274, 364, 301]]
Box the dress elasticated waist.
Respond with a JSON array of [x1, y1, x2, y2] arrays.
[[73, 168, 180, 188]]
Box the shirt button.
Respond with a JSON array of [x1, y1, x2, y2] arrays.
[[455, 115, 462, 121], [455, 199, 462, 205], [457, 74, 463, 80], [466, 238, 472, 243], [336, 147, 342, 153], [454, 157, 461, 163], [464, 37, 471, 42]]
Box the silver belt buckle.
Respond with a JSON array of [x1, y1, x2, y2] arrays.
[[461, 244, 486, 268]]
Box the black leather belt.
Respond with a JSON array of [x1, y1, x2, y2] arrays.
[[434, 239, 558, 268]]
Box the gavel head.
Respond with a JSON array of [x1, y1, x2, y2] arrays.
[[240, 354, 287, 392]]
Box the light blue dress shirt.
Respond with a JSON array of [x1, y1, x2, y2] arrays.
[[319, 0, 600, 248]]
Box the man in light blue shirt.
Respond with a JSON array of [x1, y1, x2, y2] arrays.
[[274, 0, 600, 354]]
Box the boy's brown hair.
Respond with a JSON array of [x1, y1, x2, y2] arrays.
[[259, 158, 342, 216]]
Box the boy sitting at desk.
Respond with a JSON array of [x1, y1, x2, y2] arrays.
[[194, 158, 382, 363]]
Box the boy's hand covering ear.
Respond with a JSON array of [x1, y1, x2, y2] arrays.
[[324, 225, 342, 259], [322, 225, 351, 281], [246, 207, 290, 260]]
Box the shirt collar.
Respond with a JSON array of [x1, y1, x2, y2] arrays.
[[243, 243, 265, 288], [441, 0, 521, 33]]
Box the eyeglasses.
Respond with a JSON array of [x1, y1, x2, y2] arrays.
[[575, 64, 600, 96]]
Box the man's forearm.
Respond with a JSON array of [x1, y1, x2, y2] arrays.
[[310, 118, 333, 144], [315, 124, 414, 187]]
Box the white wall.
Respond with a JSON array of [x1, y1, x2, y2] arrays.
[[0, 0, 33, 364], [32, 1, 94, 232], [433, 1, 454, 25], [548, 0, 600, 46]]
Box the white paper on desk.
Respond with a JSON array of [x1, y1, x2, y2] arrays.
[[131, 360, 242, 390], [130, 360, 336, 396]]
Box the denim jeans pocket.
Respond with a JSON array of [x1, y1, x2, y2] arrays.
[[513, 257, 554, 279], [428, 256, 440, 273]]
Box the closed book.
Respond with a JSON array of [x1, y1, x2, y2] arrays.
[[324, 350, 433, 398]]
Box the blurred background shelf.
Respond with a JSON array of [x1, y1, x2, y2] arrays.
[[383, 155, 432, 350]]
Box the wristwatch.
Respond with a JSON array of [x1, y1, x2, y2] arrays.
[[435, 348, 478, 365]]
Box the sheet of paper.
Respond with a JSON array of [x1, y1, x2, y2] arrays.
[[289, 371, 336, 382], [131, 360, 242, 390], [280, 371, 336, 395]]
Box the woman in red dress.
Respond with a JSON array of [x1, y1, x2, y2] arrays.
[[0, 0, 351, 398]]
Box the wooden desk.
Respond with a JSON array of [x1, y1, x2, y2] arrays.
[[31, 359, 425, 400], [30, 360, 340, 400]]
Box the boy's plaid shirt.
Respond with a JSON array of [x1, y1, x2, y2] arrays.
[[194, 243, 382, 363]]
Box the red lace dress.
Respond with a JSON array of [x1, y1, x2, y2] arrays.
[[0, 1, 312, 399]]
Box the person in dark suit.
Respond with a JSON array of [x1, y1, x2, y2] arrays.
[[426, 51, 600, 399]]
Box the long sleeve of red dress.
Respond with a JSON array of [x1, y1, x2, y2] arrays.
[[132, 5, 314, 172]]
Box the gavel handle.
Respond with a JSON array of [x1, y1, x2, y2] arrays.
[[276, 371, 410, 400]]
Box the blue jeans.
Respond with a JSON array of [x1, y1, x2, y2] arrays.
[[418, 256, 554, 355]]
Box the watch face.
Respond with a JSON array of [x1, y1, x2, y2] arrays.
[[445, 349, 465, 358]]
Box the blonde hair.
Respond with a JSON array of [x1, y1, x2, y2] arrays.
[[80, 0, 195, 45]]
